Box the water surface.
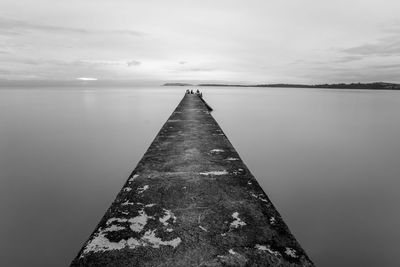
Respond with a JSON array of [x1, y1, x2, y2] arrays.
[[1, 86, 399, 266]]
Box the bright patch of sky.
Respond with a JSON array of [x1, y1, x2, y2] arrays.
[[1, 0, 400, 84], [76, 77, 98, 81]]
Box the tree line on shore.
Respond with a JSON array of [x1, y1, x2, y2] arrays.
[[163, 82, 400, 90]]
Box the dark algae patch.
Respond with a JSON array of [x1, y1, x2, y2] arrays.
[[71, 93, 314, 266]]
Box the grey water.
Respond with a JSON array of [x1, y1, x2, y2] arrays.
[[0, 86, 399, 267]]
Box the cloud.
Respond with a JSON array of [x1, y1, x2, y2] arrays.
[[0, 17, 144, 37], [373, 63, 400, 69], [0, 69, 13, 74], [183, 67, 216, 72], [342, 35, 400, 56], [294, 61, 400, 83], [333, 55, 363, 63], [1, 1, 400, 84], [0, 57, 144, 80], [127, 60, 141, 67], [77, 60, 141, 67], [174, 66, 216, 72]]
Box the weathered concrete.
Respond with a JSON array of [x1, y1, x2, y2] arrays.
[[71, 93, 314, 266]]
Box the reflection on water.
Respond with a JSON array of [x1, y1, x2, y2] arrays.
[[1, 87, 399, 266]]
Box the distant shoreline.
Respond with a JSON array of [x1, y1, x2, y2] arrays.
[[163, 82, 400, 90]]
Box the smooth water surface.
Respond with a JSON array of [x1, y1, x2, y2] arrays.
[[1, 86, 399, 266]]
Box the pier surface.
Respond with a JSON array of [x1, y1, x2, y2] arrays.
[[72, 94, 313, 266]]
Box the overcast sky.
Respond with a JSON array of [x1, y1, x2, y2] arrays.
[[1, 0, 400, 84]]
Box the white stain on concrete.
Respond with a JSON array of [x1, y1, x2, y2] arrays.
[[82, 231, 131, 255], [81, 206, 181, 256], [141, 230, 181, 248], [230, 212, 246, 228], [285, 247, 298, 258], [128, 174, 139, 182], [233, 169, 244, 175], [255, 244, 281, 257], [124, 187, 132, 192], [129, 209, 152, 232], [199, 170, 228, 176], [137, 185, 149, 194], [199, 226, 208, 232], [270, 217, 276, 225], [82, 219, 135, 255], [104, 224, 125, 232], [226, 157, 239, 161], [255, 244, 267, 251], [82, 228, 181, 256], [121, 200, 134, 206], [229, 249, 237, 255], [250, 193, 270, 204], [106, 207, 153, 233], [210, 149, 224, 153], [159, 209, 177, 226]]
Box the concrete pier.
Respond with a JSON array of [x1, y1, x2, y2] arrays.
[[71, 93, 314, 266]]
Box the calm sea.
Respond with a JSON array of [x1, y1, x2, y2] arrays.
[[1, 86, 399, 266]]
